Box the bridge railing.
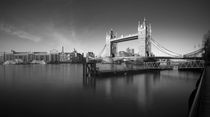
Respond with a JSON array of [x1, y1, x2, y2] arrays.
[[178, 60, 205, 69], [144, 62, 172, 69]]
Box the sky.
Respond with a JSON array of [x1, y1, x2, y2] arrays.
[[0, 0, 209, 56]]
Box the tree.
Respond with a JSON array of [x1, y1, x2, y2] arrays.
[[203, 30, 210, 62]]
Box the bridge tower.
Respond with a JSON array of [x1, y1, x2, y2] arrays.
[[105, 29, 117, 57], [138, 18, 152, 57]]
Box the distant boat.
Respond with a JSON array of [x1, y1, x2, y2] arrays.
[[3, 59, 23, 65], [14, 59, 23, 64], [3, 60, 16, 65], [31, 60, 46, 64], [173, 66, 178, 70]]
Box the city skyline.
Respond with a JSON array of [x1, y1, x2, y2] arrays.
[[0, 0, 210, 56]]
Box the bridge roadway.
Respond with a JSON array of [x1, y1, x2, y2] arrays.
[[111, 56, 203, 61], [110, 33, 138, 43], [90, 56, 203, 62]]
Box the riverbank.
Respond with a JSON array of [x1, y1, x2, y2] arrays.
[[0, 61, 84, 65]]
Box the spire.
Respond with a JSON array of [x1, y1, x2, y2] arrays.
[[138, 20, 141, 32], [110, 29, 115, 39], [149, 23, 152, 34], [143, 17, 146, 27], [62, 46, 64, 53], [106, 31, 111, 41], [138, 21, 141, 27], [74, 48, 77, 53]]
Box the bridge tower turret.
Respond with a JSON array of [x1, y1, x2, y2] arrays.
[[105, 32, 111, 57], [105, 29, 117, 57], [138, 18, 152, 57]]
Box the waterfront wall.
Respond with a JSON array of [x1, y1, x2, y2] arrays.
[[0, 51, 84, 64]]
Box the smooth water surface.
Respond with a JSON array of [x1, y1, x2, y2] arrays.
[[0, 64, 201, 117]]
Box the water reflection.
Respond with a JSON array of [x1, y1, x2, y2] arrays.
[[83, 77, 96, 89], [82, 70, 200, 117], [0, 65, 201, 117], [125, 75, 134, 84], [83, 72, 162, 108]]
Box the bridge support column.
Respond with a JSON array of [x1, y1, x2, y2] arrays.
[[138, 18, 152, 57], [105, 34, 111, 57], [105, 30, 117, 57], [111, 42, 117, 57]]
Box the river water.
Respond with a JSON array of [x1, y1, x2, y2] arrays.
[[0, 64, 201, 117]]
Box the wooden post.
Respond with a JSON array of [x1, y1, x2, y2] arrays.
[[83, 54, 97, 78], [3, 52, 5, 62], [91, 62, 97, 77], [83, 57, 87, 78]]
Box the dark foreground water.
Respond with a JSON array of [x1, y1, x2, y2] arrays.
[[0, 64, 201, 117]]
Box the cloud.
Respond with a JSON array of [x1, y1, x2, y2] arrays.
[[0, 23, 41, 42]]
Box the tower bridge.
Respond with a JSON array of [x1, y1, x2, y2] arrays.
[[99, 18, 204, 60], [84, 19, 209, 117], [87, 18, 205, 74], [102, 18, 152, 57]]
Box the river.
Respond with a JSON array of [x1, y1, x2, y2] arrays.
[[0, 64, 201, 117]]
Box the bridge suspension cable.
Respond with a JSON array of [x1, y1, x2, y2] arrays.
[[183, 48, 204, 57], [151, 40, 180, 57], [98, 44, 107, 57], [150, 38, 182, 57]]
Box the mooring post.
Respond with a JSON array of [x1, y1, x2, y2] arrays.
[[90, 61, 97, 77], [86, 56, 91, 77], [93, 62, 97, 76], [87, 63, 91, 77], [83, 56, 87, 78], [83, 54, 97, 78], [3, 52, 5, 63]]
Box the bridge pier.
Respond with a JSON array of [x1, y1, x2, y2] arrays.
[[83, 60, 174, 78]]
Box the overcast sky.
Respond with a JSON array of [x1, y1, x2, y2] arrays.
[[0, 0, 209, 56]]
